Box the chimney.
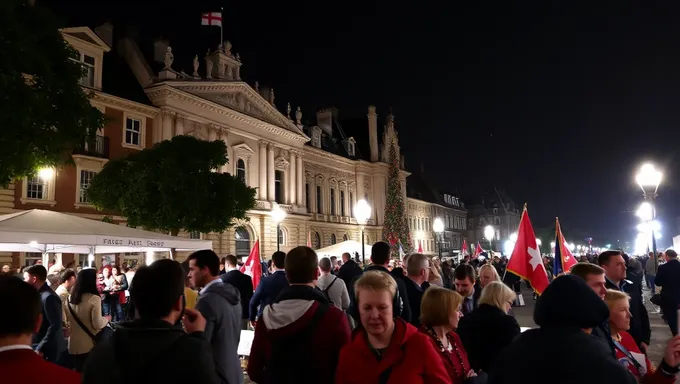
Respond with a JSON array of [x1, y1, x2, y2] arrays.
[[400, 154, 405, 169], [95, 23, 113, 49], [316, 108, 333, 136], [368, 105, 379, 162]]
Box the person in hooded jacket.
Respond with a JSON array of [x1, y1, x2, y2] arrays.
[[488, 275, 637, 384], [82, 259, 222, 384], [336, 270, 451, 384], [188, 250, 244, 384]]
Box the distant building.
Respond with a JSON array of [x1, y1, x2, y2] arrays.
[[466, 188, 521, 254], [406, 172, 467, 256]]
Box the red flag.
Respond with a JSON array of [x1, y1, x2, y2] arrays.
[[556, 218, 577, 273], [461, 239, 468, 256], [472, 242, 483, 259], [507, 207, 550, 294], [240, 239, 262, 289], [417, 240, 423, 253]]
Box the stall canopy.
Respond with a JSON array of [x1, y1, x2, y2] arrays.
[[316, 240, 372, 258], [0, 209, 212, 254]]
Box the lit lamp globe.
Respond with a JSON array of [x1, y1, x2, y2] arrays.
[[353, 199, 371, 226], [636, 202, 654, 222], [536, 238, 542, 246], [38, 167, 54, 180], [509, 232, 518, 243], [271, 203, 287, 225], [484, 225, 494, 242], [635, 163, 662, 197], [433, 218, 444, 234]]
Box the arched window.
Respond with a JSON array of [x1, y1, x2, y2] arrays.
[[277, 226, 285, 245], [313, 232, 321, 249], [330, 233, 336, 245], [343, 234, 349, 241], [236, 159, 246, 183], [235, 226, 250, 258]]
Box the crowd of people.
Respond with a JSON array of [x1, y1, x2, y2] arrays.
[[2, 244, 680, 384]]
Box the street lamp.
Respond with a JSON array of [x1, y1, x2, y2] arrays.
[[484, 225, 495, 253], [271, 203, 287, 252], [433, 217, 444, 257], [353, 199, 371, 264], [636, 163, 662, 274]]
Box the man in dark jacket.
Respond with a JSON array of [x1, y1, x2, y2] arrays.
[[189, 250, 243, 384], [655, 249, 680, 335], [337, 252, 362, 292], [249, 251, 288, 323], [454, 264, 479, 314], [83, 260, 222, 384], [348, 242, 411, 323], [489, 275, 636, 384], [23, 265, 66, 365], [598, 250, 651, 351], [402, 253, 431, 328], [221, 254, 253, 330]]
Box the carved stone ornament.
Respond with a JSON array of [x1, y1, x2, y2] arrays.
[[205, 58, 213, 79], [295, 106, 302, 125], [275, 156, 290, 169], [286, 103, 291, 119], [270, 88, 275, 105], [164, 46, 174, 70], [224, 41, 233, 56], [193, 55, 200, 77], [255, 81, 259, 92], [236, 53, 241, 61]]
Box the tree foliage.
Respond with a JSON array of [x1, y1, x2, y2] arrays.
[[383, 138, 412, 255], [87, 135, 257, 236], [0, 0, 104, 187]]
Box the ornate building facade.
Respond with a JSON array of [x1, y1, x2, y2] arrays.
[[466, 188, 522, 253]]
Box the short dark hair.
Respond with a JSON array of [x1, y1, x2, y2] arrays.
[[319, 257, 332, 272], [24, 264, 47, 282], [569, 262, 605, 280], [285, 246, 318, 284], [224, 255, 238, 268], [371, 241, 391, 265], [598, 250, 623, 266], [131, 259, 184, 319], [0, 275, 41, 337], [187, 249, 220, 276], [272, 251, 286, 269], [330, 256, 337, 262], [666, 249, 678, 259], [59, 269, 76, 284], [454, 263, 476, 283], [70, 268, 99, 305]]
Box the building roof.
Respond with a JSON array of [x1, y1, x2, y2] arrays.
[[407, 172, 466, 211], [102, 47, 152, 106], [467, 188, 521, 215]]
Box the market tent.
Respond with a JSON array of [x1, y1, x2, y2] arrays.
[[316, 240, 372, 258], [0, 209, 212, 254]]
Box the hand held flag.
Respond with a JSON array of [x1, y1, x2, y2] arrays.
[[553, 218, 576, 275], [240, 239, 262, 289], [507, 206, 550, 294]]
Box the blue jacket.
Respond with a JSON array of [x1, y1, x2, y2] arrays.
[[248, 270, 288, 321], [32, 283, 66, 362]]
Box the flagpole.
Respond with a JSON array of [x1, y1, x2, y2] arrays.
[[220, 7, 224, 48]]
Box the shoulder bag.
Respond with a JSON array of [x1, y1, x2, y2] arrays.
[[68, 303, 114, 344]]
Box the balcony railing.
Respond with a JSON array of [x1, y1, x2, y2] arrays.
[[74, 135, 109, 158]]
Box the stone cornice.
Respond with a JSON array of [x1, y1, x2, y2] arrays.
[[302, 145, 358, 167], [145, 84, 309, 145], [92, 91, 158, 118]]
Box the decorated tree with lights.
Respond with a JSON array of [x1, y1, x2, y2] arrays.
[[383, 138, 412, 256]]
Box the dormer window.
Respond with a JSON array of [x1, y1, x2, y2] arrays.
[[311, 127, 321, 148], [70, 52, 95, 87], [342, 137, 356, 157]]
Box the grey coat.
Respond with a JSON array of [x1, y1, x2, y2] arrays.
[[196, 279, 244, 384]]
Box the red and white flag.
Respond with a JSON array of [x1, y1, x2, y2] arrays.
[[461, 239, 468, 256], [507, 207, 550, 294], [240, 239, 262, 290], [417, 240, 423, 254], [472, 242, 483, 259], [201, 12, 222, 27]]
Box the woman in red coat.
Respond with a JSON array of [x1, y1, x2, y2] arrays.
[[419, 286, 479, 384], [335, 270, 451, 384], [605, 289, 680, 383]]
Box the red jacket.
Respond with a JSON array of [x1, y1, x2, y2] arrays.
[[420, 328, 471, 384], [614, 331, 675, 384], [247, 294, 351, 383], [335, 318, 452, 384], [0, 347, 80, 384]]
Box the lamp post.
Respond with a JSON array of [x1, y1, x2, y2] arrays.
[[433, 217, 444, 258], [353, 199, 371, 264], [636, 163, 662, 274], [484, 225, 494, 255], [271, 203, 287, 252]]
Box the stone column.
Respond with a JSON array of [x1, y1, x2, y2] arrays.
[[175, 114, 185, 136], [267, 144, 275, 202], [161, 110, 174, 141], [258, 141, 267, 200], [289, 152, 296, 205], [356, 173, 365, 202], [296, 155, 303, 206]]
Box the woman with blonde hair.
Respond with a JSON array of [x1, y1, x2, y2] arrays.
[[604, 289, 680, 383], [336, 271, 450, 384], [457, 281, 520, 373], [420, 286, 480, 383], [477, 264, 500, 290]]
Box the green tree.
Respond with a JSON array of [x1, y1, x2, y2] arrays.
[[383, 138, 412, 255], [87, 135, 257, 236], [0, 0, 104, 187]]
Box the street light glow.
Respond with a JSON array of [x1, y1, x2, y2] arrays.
[[38, 167, 54, 180], [636, 163, 663, 193], [536, 238, 542, 246], [484, 225, 495, 241], [636, 202, 654, 222], [509, 232, 518, 242], [270, 203, 287, 224], [353, 199, 371, 225], [433, 217, 444, 234]]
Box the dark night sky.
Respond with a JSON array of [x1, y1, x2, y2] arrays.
[[45, 0, 680, 247]]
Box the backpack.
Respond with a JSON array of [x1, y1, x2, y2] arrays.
[[265, 302, 330, 383], [321, 277, 339, 306]]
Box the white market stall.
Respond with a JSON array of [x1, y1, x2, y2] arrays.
[[0, 209, 212, 266], [316, 240, 373, 259]]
